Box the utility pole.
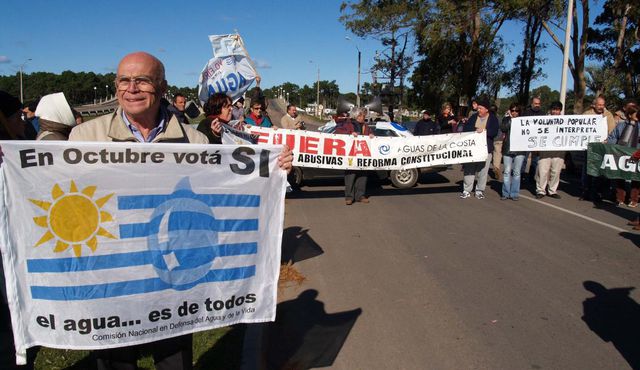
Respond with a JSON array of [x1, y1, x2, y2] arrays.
[[19, 58, 32, 103], [345, 36, 361, 107], [356, 49, 361, 107], [559, 0, 574, 114], [316, 67, 321, 118]]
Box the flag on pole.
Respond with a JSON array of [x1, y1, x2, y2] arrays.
[[198, 34, 258, 105]]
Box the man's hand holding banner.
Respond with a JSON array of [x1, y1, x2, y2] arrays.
[[0, 141, 286, 364]]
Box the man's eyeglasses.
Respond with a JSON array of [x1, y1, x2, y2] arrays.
[[115, 76, 157, 92], [251, 107, 261, 111], [510, 109, 520, 113]]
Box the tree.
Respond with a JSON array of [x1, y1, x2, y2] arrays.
[[340, 0, 420, 120], [542, 0, 591, 113], [588, 0, 640, 99], [504, 0, 562, 106], [413, 0, 517, 111], [263, 82, 301, 105], [584, 64, 624, 108]]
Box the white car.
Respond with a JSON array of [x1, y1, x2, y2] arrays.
[[288, 121, 446, 189]]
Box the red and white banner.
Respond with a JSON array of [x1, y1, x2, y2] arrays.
[[241, 127, 489, 170]]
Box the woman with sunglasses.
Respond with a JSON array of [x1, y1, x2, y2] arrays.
[[500, 103, 526, 200], [244, 100, 273, 127]]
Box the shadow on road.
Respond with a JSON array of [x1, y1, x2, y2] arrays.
[[582, 280, 640, 370], [264, 290, 361, 370], [194, 325, 246, 370], [281, 227, 324, 264], [620, 232, 640, 248]]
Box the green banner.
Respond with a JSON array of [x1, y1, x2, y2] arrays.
[[587, 142, 640, 180]]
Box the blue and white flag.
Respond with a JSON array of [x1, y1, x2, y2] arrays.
[[198, 34, 257, 105], [0, 141, 286, 364]]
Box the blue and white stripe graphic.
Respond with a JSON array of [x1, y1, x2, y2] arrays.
[[27, 178, 260, 301]]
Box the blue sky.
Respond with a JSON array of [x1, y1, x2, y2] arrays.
[[1, 0, 602, 98]]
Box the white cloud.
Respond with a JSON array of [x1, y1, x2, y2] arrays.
[[0, 56, 10, 63], [255, 59, 272, 69]]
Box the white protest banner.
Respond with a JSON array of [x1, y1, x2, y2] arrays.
[[509, 115, 607, 152], [0, 141, 286, 364], [198, 34, 257, 105], [241, 127, 488, 170]]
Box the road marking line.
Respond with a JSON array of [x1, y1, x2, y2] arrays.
[[520, 195, 627, 233]]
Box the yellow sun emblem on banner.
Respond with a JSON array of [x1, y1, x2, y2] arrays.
[[30, 181, 117, 257]]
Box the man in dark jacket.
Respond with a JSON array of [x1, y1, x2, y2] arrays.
[[460, 98, 499, 199], [414, 110, 440, 136], [166, 93, 189, 125], [520, 96, 544, 181]]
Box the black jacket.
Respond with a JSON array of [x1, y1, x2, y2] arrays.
[[414, 118, 440, 136], [462, 113, 500, 153]]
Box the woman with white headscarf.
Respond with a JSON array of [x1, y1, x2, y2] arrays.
[[35, 92, 77, 140]]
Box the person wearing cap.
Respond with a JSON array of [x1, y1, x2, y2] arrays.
[[35, 92, 77, 140], [460, 97, 499, 200], [535, 101, 566, 199], [414, 109, 439, 136], [281, 104, 305, 130]]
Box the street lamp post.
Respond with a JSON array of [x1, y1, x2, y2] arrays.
[[316, 67, 320, 118], [93, 86, 97, 104], [105, 85, 109, 100], [19, 58, 32, 103], [309, 60, 321, 118], [345, 37, 361, 107]]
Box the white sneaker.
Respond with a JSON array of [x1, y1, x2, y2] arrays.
[[460, 191, 471, 199], [475, 191, 485, 199]]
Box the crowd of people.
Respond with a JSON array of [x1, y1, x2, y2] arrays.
[[1, 50, 639, 368], [413, 95, 640, 210]]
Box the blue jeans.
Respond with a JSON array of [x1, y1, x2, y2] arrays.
[[502, 154, 526, 198]]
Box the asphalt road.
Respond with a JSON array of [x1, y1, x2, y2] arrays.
[[274, 167, 640, 370]]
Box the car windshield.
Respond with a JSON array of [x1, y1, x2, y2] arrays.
[[374, 128, 398, 137]]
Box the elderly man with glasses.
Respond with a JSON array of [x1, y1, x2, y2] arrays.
[[69, 51, 292, 370]]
